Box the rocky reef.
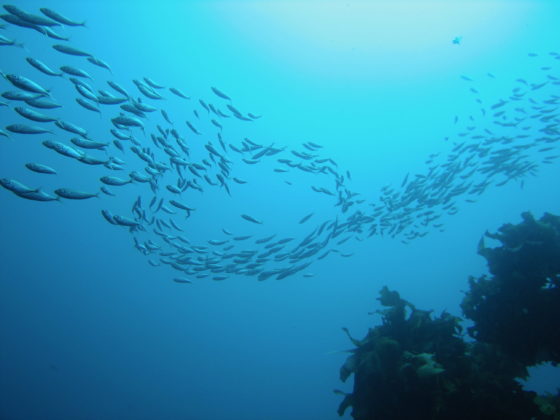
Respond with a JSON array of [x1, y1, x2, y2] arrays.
[[338, 212, 560, 419]]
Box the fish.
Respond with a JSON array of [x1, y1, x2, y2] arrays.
[[14, 106, 57, 123], [25, 162, 57, 175], [75, 98, 101, 114], [2, 90, 41, 101], [100, 176, 131, 186], [40, 8, 86, 26], [25, 96, 62, 109], [133, 79, 163, 100], [173, 278, 192, 284], [55, 120, 89, 138], [42, 140, 84, 160], [113, 215, 142, 230], [0, 178, 39, 195], [299, 213, 314, 224], [144, 77, 164, 89], [3, 5, 60, 26], [53, 44, 91, 57], [169, 87, 189, 99], [71, 137, 108, 150], [107, 81, 129, 98], [2, 73, 50, 96], [26, 57, 63, 77], [185, 120, 201, 135], [0, 34, 23, 48], [100, 186, 115, 196], [169, 200, 195, 217], [112, 114, 144, 129], [0, 13, 48, 34], [211, 86, 231, 100], [97, 95, 127, 105], [6, 124, 52, 134], [16, 190, 60, 202], [87, 56, 111, 72], [60, 65, 92, 79], [101, 209, 117, 224], [241, 214, 263, 224], [55, 188, 98, 200], [43, 26, 69, 41]]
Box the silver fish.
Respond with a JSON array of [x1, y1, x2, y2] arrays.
[[100, 176, 131, 186], [87, 56, 111, 72], [3, 73, 50, 96], [6, 124, 52, 134], [25, 162, 57, 175], [42, 140, 84, 160], [0, 178, 39, 194], [60, 65, 92, 79], [55, 119, 89, 138], [211, 86, 231, 100], [169, 87, 189, 99], [26, 57, 62, 77], [14, 106, 57, 122], [0, 34, 23, 48], [3, 5, 60, 26], [70, 137, 108, 150], [55, 188, 98, 200], [40, 8, 86, 26], [241, 214, 263, 224], [53, 44, 91, 57], [25, 96, 61, 109]]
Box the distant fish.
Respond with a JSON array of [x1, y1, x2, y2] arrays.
[[87, 56, 111, 72], [0, 13, 47, 34], [298, 213, 314, 224], [14, 106, 57, 123], [60, 65, 92, 79], [241, 214, 262, 224], [2, 90, 40, 101], [42, 140, 84, 160], [101, 209, 117, 224], [75, 97, 101, 114], [53, 44, 91, 57], [3, 73, 50, 96], [16, 190, 59, 202], [452, 36, 462, 45], [0, 34, 23, 48], [211, 86, 231, 100], [6, 123, 52, 134], [3, 5, 60, 27], [55, 188, 98, 200], [26, 57, 63, 77], [100, 176, 131, 186], [173, 277, 192, 284], [185, 120, 201, 135], [25, 96, 61, 109], [70, 137, 108, 150], [169, 87, 189, 99], [0, 177, 39, 195], [55, 119, 89, 138], [40, 8, 86, 26], [144, 77, 164, 89], [25, 162, 57, 175]]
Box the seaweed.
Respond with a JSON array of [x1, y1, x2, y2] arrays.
[[338, 212, 560, 419]]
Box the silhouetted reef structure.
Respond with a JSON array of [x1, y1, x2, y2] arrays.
[[338, 212, 560, 419]]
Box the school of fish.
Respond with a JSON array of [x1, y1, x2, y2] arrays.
[[1, 5, 559, 284]]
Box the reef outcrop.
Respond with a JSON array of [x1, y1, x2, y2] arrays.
[[338, 212, 560, 419]]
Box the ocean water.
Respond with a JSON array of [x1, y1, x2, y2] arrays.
[[1, 1, 559, 419]]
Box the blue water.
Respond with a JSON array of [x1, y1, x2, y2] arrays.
[[1, 1, 559, 419]]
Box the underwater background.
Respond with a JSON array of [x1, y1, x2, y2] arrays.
[[1, 1, 559, 419]]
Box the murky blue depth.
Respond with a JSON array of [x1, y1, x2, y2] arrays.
[[1, 1, 559, 419]]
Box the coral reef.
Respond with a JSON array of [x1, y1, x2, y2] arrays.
[[338, 212, 560, 419]]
